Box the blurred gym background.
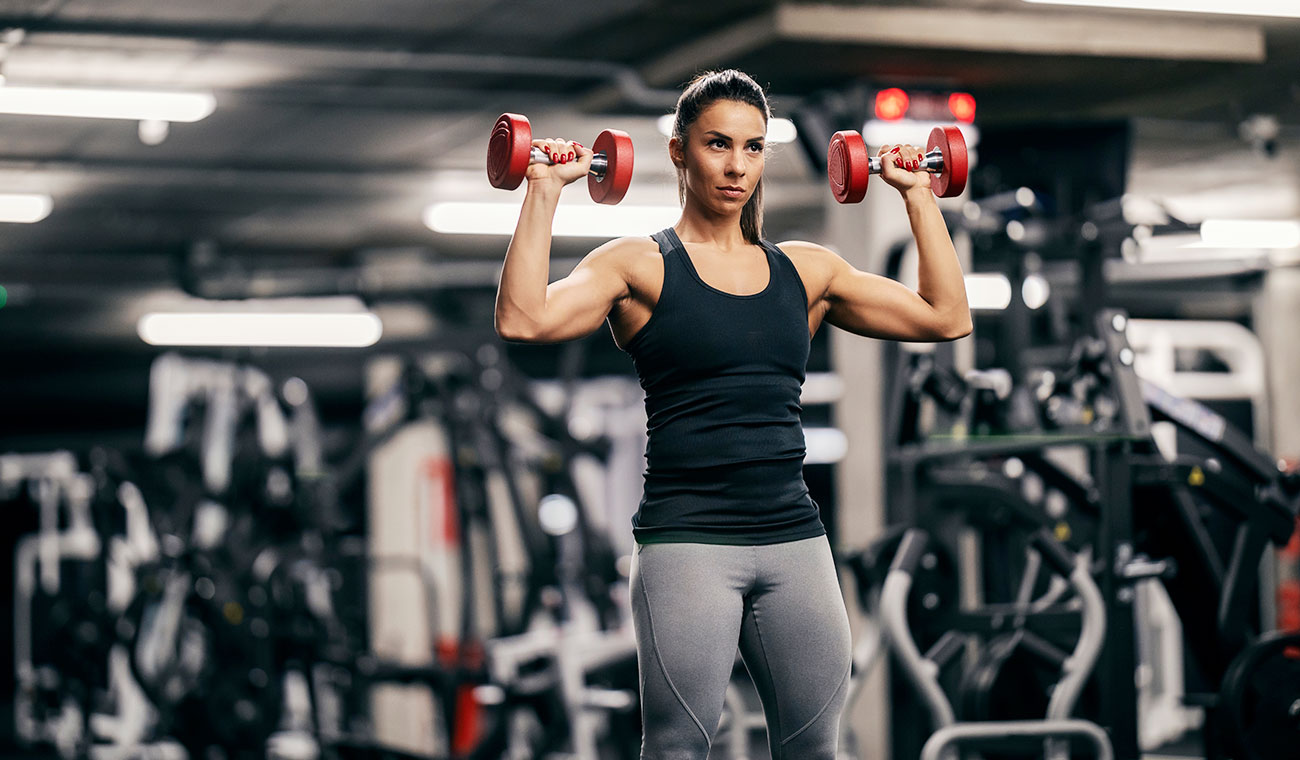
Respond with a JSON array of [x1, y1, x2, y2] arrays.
[[2, 2, 1299, 759]]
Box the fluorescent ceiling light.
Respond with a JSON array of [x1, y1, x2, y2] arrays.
[[656, 114, 798, 144], [966, 273, 1012, 310], [1022, 273, 1051, 310], [805, 427, 848, 465], [862, 119, 980, 150], [1195, 219, 1300, 249], [1021, 0, 1300, 17], [0, 193, 52, 223], [0, 86, 216, 122], [138, 307, 383, 347], [425, 202, 679, 238]]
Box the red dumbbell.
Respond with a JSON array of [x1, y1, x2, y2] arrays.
[[486, 113, 634, 205], [826, 125, 969, 202]]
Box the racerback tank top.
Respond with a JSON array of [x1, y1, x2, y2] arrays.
[[620, 227, 825, 545]]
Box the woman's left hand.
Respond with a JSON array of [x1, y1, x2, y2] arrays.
[[877, 143, 929, 195]]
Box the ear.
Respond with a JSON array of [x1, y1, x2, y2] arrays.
[[668, 136, 685, 170]]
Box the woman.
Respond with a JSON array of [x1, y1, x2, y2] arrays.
[[495, 69, 971, 759]]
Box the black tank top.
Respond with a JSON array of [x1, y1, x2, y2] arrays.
[[621, 228, 826, 545]]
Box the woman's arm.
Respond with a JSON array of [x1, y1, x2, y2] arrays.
[[494, 140, 632, 344], [796, 143, 972, 342]]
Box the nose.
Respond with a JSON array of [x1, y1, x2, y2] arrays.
[[725, 147, 746, 176]]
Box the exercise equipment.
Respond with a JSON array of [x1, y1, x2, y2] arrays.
[[363, 349, 637, 758], [6, 343, 644, 760], [883, 307, 1300, 759], [487, 112, 634, 204], [827, 125, 968, 202], [884, 528, 1113, 760], [1217, 630, 1300, 760]]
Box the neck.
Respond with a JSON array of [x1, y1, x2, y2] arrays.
[[675, 197, 750, 250]]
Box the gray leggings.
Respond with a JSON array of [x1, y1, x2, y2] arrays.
[[630, 535, 853, 759]]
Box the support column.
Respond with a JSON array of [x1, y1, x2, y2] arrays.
[[1256, 266, 1300, 461], [1253, 266, 1300, 633]]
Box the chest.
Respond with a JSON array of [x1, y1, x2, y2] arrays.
[[682, 246, 770, 296], [612, 242, 831, 348], [644, 253, 808, 371]]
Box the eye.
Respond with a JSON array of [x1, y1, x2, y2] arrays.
[[709, 138, 728, 149], [748, 142, 765, 153]]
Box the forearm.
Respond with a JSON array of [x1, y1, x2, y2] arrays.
[[496, 182, 562, 334], [904, 188, 970, 327]]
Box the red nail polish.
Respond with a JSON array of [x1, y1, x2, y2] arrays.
[[568, 152, 575, 161]]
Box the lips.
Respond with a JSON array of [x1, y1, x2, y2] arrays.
[[718, 186, 745, 199]]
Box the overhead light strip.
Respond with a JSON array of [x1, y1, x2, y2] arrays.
[[1195, 219, 1300, 249], [1021, 0, 1300, 18], [138, 312, 383, 347], [966, 273, 1013, 310], [862, 119, 981, 150], [0, 86, 216, 122], [0, 193, 52, 223]]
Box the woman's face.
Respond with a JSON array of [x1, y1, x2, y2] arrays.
[[673, 99, 767, 215]]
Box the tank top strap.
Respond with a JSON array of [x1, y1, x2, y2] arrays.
[[650, 228, 679, 257], [759, 239, 811, 311]]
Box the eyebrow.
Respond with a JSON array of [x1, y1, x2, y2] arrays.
[[703, 130, 766, 143]]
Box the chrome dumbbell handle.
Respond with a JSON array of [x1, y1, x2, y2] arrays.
[[866, 147, 946, 175], [528, 147, 609, 178]]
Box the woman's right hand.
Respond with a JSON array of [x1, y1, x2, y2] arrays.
[[526, 139, 594, 190]]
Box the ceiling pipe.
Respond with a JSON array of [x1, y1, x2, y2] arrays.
[[6, 23, 684, 109]]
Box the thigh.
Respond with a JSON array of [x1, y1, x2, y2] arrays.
[[631, 542, 750, 756], [737, 536, 853, 758]]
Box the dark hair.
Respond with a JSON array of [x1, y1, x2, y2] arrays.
[[671, 69, 770, 244]]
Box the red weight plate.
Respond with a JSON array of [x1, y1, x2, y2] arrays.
[[827, 130, 869, 204], [590, 129, 634, 205], [487, 113, 533, 190], [928, 125, 968, 198]]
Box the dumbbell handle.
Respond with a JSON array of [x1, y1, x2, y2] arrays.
[[866, 147, 946, 176], [528, 147, 609, 179]]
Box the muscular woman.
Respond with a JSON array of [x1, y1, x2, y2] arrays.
[[495, 69, 971, 759]]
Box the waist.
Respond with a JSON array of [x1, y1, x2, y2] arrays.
[[634, 457, 823, 545], [644, 455, 807, 483], [644, 378, 803, 464]]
